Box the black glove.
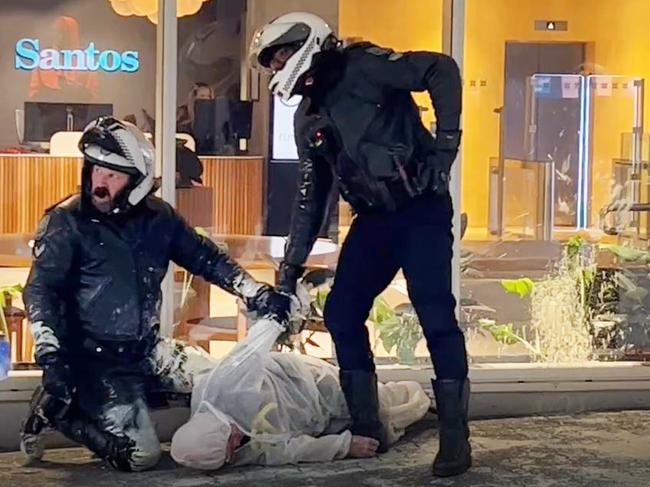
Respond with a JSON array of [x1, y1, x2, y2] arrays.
[[430, 130, 462, 195], [39, 354, 74, 407], [277, 262, 305, 295], [247, 284, 293, 326]]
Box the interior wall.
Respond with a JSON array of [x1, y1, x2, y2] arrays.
[[0, 0, 156, 148], [0, 0, 244, 149]]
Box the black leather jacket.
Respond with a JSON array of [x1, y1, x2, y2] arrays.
[[24, 194, 258, 363], [280, 43, 462, 283]]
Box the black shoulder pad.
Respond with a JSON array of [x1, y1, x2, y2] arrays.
[[363, 44, 404, 61]]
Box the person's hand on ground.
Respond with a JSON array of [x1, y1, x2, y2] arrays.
[[348, 435, 380, 458]]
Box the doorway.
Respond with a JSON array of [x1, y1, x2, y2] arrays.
[[503, 42, 586, 228]]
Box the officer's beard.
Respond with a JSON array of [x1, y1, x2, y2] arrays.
[[91, 186, 114, 214]]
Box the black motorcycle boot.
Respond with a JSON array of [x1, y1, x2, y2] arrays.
[[20, 386, 50, 465], [339, 369, 389, 453], [432, 378, 472, 477], [56, 416, 136, 471]]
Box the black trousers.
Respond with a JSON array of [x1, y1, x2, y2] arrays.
[[324, 192, 468, 379], [61, 339, 194, 471]]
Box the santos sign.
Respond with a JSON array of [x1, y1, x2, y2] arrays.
[[15, 38, 140, 73]]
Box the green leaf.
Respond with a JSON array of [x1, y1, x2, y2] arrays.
[[0, 284, 23, 297], [194, 226, 209, 237], [381, 335, 397, 353], [479, 321, 520, 345], [566, 236, 585, 256], [375, 317, 399, 334], [369, 297, 395, 325], [501, 278, 535, 298], [599, 244, 649, 262], [316, 289, 330, 309]]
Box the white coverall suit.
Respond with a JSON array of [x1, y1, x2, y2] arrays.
[[171, 350, 431, 469]]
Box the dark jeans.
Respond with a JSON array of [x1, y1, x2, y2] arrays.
[[323, 192, 468, 379]]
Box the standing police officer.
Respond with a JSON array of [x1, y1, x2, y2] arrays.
[[249, 12, 470, 477]]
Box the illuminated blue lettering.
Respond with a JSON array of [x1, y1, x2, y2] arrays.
[[99, 50, 121, 72], [14, 38, 140, 73], [15, 38, 40, 70], [39, 49, 60, 70], [85, 42, 100, 71], [121, 51, 139, 73], [62, 49, 86, 70]]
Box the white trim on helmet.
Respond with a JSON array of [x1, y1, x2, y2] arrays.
[[249, 12, 333, 101]]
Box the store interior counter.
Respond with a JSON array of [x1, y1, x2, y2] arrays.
[[0, 154, 264, 235]]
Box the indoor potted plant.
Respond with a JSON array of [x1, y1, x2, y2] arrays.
[[1, 284, 24, 377], [373, 301, 424, 365]]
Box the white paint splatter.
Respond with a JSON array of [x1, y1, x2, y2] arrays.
[[30, 321, 60, 355]]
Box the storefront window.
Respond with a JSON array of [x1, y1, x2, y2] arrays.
[[461, 0, 650, 364], [170, 0, 272, 357], [177, 0, 450, 366], [13, 0, 647, 375], [0, 0, 277, 368], [0, 0, 159, 371]]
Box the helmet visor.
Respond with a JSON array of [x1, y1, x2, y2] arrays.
[[248, 22, 310, 73]]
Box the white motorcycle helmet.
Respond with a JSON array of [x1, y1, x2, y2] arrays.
[[249, 12, 335, 100], [79, 117, 155, 213]]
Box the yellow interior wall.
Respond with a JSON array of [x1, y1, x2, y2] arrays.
[[338, 0, 443, 129], [340, 0, 650, 233], [464, 0, 650, 230]]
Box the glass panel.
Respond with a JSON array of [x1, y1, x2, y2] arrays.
[[590, 75, 645, 238], [335, 0, 444, 366], [159, 1, 260, 356], [172, 0, 443, 365], [0, 0, 158, 372], [179, 0, 444, 364], [528, 74, 583, 229], [462, 0, 650, 365]]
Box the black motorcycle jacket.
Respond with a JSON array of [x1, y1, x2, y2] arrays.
[[23, 194, 259, 363], [280, 42, 462, 277]]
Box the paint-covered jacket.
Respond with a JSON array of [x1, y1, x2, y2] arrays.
[[281, 42, 462, 277], [23, 194, 257, 363]]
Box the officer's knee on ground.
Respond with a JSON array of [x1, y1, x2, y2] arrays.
[[126, 440, 162, 472], [116, 420, 162, 472]]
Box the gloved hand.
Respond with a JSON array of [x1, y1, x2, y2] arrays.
[[430, 165, 451, 195], [430, 130, 462, 195], [39, 354, 74, 407], [247, 283, 294, 327], [277, 281, 312, 347], [277, 261, 305, 295]]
